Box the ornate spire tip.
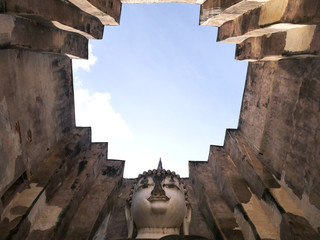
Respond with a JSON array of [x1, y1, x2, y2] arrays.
[[157, 158, 163, 171]]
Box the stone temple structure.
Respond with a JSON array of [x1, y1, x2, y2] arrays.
[[0, 0, 320, 239]]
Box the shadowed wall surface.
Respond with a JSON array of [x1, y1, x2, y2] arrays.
[[0, 0, 320, 239]]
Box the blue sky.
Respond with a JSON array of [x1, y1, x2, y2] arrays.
[[72, 3, 247, 178]]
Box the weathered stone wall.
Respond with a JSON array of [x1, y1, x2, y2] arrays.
[[0, 49, 75, 199], [239, 57, 320, 203], [0, 0, 320, 239], [0, 0, 119, 222]]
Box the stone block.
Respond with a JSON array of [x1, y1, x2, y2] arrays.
[[235, 24, 319, 61], [201, 0, 265, 27], [280, 213, 320, 240], [189, 161, 244, 240], [64, 160, 124, 240], [5, 0, 104, 39], [199, 0, 242, 24], [0, 15, 88, 58], [209, 146, 251, 209], [87, 0, 122, 24], [224, 129, 280, 198]]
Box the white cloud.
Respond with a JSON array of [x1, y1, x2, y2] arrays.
[[72, 44, 98, 72], [74, 82, 133, 142]]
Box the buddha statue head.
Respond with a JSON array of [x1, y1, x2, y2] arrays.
[[125, 160, 192, 239]]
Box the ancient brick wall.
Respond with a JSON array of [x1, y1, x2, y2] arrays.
[[0, 0, 319, 239]]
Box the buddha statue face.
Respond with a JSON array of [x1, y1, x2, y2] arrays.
[[125, 168, 191, 239]]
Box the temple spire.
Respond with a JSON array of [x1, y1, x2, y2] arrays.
[[157, 158, 163, 170]]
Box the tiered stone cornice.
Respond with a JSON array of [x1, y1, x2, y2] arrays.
[[1, 0, 320, 239], [4, 0, 106, 39], [121, 0, 205, 5], [0, 15, 88, 58], [200, 0, 320, 61], [0, 0, 122, 58], [70, 0, 122, 25]]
